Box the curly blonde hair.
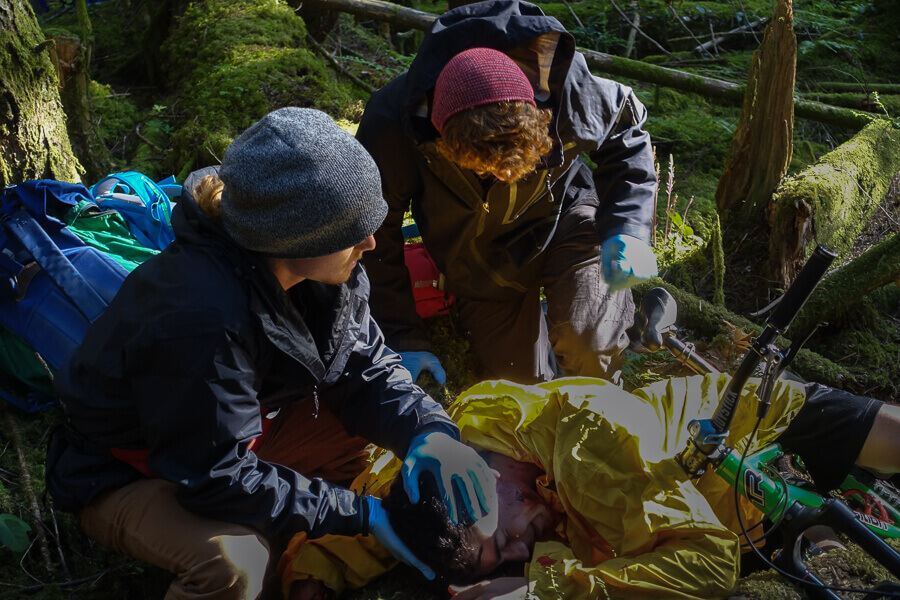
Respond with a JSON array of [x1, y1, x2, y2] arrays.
[[193, 174, 224, 223], [436, 101, 553, 183]]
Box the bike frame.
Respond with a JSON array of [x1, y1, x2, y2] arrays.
[[632, 246, 900, 598]]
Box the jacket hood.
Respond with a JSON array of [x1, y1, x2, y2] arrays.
[[402, 0, 576, 134]]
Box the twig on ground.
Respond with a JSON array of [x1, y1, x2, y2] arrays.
[[2, 405, 53, 578], [305, 33, 375, 94], [134, 123, 161, 153], [608, 0, 673, 57], [48, 503, 71, 582], [0, 566, 124, 597], [561, 0, 584, 30], [667, 4, 714, 58]]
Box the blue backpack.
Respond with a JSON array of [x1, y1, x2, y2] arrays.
[[0, 175, 177, 412], [90, 171, 178, 251]]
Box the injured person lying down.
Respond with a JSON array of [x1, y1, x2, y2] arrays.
[[278, 374, 900, 600]]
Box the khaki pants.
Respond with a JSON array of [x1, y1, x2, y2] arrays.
[[80, 403, 374, 600]]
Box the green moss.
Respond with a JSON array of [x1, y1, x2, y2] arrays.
[[160, 0, 364, 175], [771, 119, 900, 262], [88, 81, 142, 170]]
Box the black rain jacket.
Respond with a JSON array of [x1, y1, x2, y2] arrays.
[[45, 171, 458, 540], [357, 0, 657, 352]]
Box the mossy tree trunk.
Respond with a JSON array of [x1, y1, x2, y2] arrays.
[[714, 0, 795, 224], [0, 0, 82, 187], [46, 0, 109, 184], [768, 119, 900, 286]]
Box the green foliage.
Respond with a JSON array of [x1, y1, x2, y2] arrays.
[[88, 81, 143, 172], [621, 350, 673, 390], [638, 87, 737, 204], [0, 513, 31, 554]]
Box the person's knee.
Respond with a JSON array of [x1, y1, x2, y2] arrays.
[[176, 533, 270, 600], [857, 403, 900, 474]]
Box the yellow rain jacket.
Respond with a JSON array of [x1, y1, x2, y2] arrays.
[[278, 374, 807, 600]]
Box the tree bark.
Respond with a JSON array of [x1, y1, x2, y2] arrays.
[[47, 23, 109, 183], [713, 0, 795, 221], [768, 119, 900, 286], [0, 0, 82, 187], [632, 280, 853, 388], [791, 233, 900, 335]]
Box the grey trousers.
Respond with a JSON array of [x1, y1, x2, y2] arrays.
[[457, 200, 635, 384]]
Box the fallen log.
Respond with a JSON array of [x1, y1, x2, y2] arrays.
[[632, 280, 853, 387], [791, 232, 900, 335], [296, 0, 877, 130], [692, 18, 768, 55], [768, 119, 900, 286], [800, 92, 900, 115], [579, 49, 876, 130], [295, 0, 437, 31], [813, 82, 900, 94]]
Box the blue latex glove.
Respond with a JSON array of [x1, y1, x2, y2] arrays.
[[398, 351, 447, 385], [364, 496, 436, 580], [402, 432, 498, 528], [601, 234, 659, 291]]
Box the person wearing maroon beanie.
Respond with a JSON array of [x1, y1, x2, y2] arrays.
[[357, 0, 658, 385]]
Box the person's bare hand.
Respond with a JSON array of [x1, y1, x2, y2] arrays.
[[288, 578, 334, 600], [448, 577, 529, 600]]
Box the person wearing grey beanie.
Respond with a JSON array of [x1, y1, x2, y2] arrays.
[[46, 107, 498, 600]]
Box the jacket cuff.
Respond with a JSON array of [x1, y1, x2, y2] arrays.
[[402, 421, 461, 457], [600, 224, 652, 246]]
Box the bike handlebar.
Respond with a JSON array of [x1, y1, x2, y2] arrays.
[[767, 245, 838, 333]]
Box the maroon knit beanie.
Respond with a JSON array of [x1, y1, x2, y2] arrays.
[[431, 48, 536, 134]]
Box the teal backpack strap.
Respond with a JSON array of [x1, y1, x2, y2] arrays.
[[91, 172, 176, 250]]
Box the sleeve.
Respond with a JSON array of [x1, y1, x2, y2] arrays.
[[356, 84, 433, 352], [323, 289, 460, 458], [133, 310, 365, 541], [564, 53, 657, 244], [278, 452, 403, 597]]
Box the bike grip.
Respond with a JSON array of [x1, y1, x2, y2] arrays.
[[767, 245, 837, 332]]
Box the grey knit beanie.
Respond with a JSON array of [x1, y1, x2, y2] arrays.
[[219, 107, 388, 258]]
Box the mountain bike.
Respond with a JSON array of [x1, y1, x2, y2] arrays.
[[629, 245, 900, 599]]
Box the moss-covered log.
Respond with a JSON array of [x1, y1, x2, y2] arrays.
[[714, 0, 795, 220], [159, 0, 365, 178], [813, 82, 900, 94], [800, 92, 900, 116], [791, 233, 900, 335], [768, 119, 900, 286], [633, 280, 853, 387], [580, 49, 877, 130], [0, 0, 82, 186], [290, 0, 436, 32], [299, 0, 877, 130]]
